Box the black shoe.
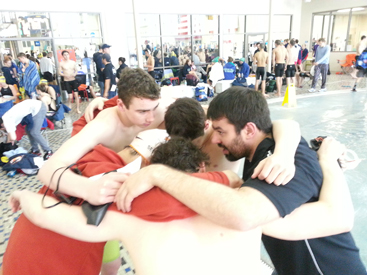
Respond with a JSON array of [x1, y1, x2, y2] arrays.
[[29, 149, 42, 156], [43, 150, 53, 160], [352, 88, 357, 92]]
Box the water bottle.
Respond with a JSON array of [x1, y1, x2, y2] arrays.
[[7, 170, 16, 177]]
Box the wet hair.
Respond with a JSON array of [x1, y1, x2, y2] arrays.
[[117, 68, 160, 108], [361, 35, 366, 40], [207, 86, 272, 135], [259, 43, 265, 49], [61, 50, 69, 56], [228, 57, 233, 62], [150, 137, 210, 173], [36, 83, 48, 92], [290, 39, 296, 46], [17, 52, 26, 58], [165, 98, 206, 140], [118, 57, 126, 64], [275, 40, 281, 46]]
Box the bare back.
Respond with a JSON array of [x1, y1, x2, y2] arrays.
[[286, 45, 298, 65], [273, 46, 287, 64], [254, 51, 268, 67], [59, 59, 77, 81], [117, 213, 262, 275], [147, 56, 154, 72]]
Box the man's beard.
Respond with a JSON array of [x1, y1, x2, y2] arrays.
[[218, 135, 249, 161]]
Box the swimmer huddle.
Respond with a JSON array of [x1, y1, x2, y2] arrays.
[[2, 68, 366, 275]]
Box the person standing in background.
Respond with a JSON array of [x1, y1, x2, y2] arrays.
[[17, 52, 40, 98], [309, 38, 330, 93]]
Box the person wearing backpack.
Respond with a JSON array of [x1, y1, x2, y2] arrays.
[[352, 48, 367, 92]]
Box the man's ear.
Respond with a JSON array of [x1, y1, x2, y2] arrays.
[[242, 122, 257, 139], [204, 120, 210, 130], [116, 98, 126, 111]]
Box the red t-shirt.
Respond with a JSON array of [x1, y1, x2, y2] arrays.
[[3, 145, 229, 275]]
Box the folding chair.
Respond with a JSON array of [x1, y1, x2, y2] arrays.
[[337, 54, 356, 75]]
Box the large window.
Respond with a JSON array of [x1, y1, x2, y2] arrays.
[[125, 13, 292, 78], [312, 7, 367, 52], [0, 11, 103, 85]]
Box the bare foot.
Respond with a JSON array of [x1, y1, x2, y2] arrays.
[[77, 109, 81, 114], [263, 94, 269, 98], [276, 92, 281, 97]]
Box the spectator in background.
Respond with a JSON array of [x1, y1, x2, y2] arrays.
[[309, 38, 330, 93], [223, 57, 236, 80], [116, 57, 128, 80], [39, 52, 55, 85], [170, 51, 179, 66], [17, 52, 40, 98], [163, 53, 171, 67], [182, 59, 198, 80], [198, 49, 206, 62], [144, 40, 152, 53], [0, 99, 53, 160], [7, 54, 20, 78], [0, 76, 18, 102], [238, 58, 250, 78], [93, 44, 112, 93], [144, 49, 155, 79], [2, 57, 19, 87], [101, 54, 117, 99]]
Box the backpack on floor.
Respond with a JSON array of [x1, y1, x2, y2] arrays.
[[195, 86, 208, 102], [266, 80, 277, 94]]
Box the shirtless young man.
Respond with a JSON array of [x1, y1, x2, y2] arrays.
[[253, 43, 269, 97], [285, 39, 299, 85], [144, 49, 155, 79], [37, 68, 167, 206], [272, 40, 288, 96], [58, 50, 80, 113]]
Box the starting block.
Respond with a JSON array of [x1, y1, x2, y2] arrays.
[[282, 83, 297, 107]]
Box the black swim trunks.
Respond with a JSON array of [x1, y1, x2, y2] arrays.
[[356, 68, 367, 78], [286, 65, 296, 78], [64, 80, 79, 94], [256, 67, 266, 80], [274, 63, 285, 77]]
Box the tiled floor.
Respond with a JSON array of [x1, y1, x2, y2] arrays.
[[0, 74, 366, 274]]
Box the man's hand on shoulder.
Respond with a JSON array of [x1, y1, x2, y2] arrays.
[[85, 97, 108, 122], [251, 154, 295, 186], [115, 165, 161, 212]]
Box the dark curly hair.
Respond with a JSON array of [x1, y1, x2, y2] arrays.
[[117, 68, 160, 108], [150, 137, 210, 173]]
